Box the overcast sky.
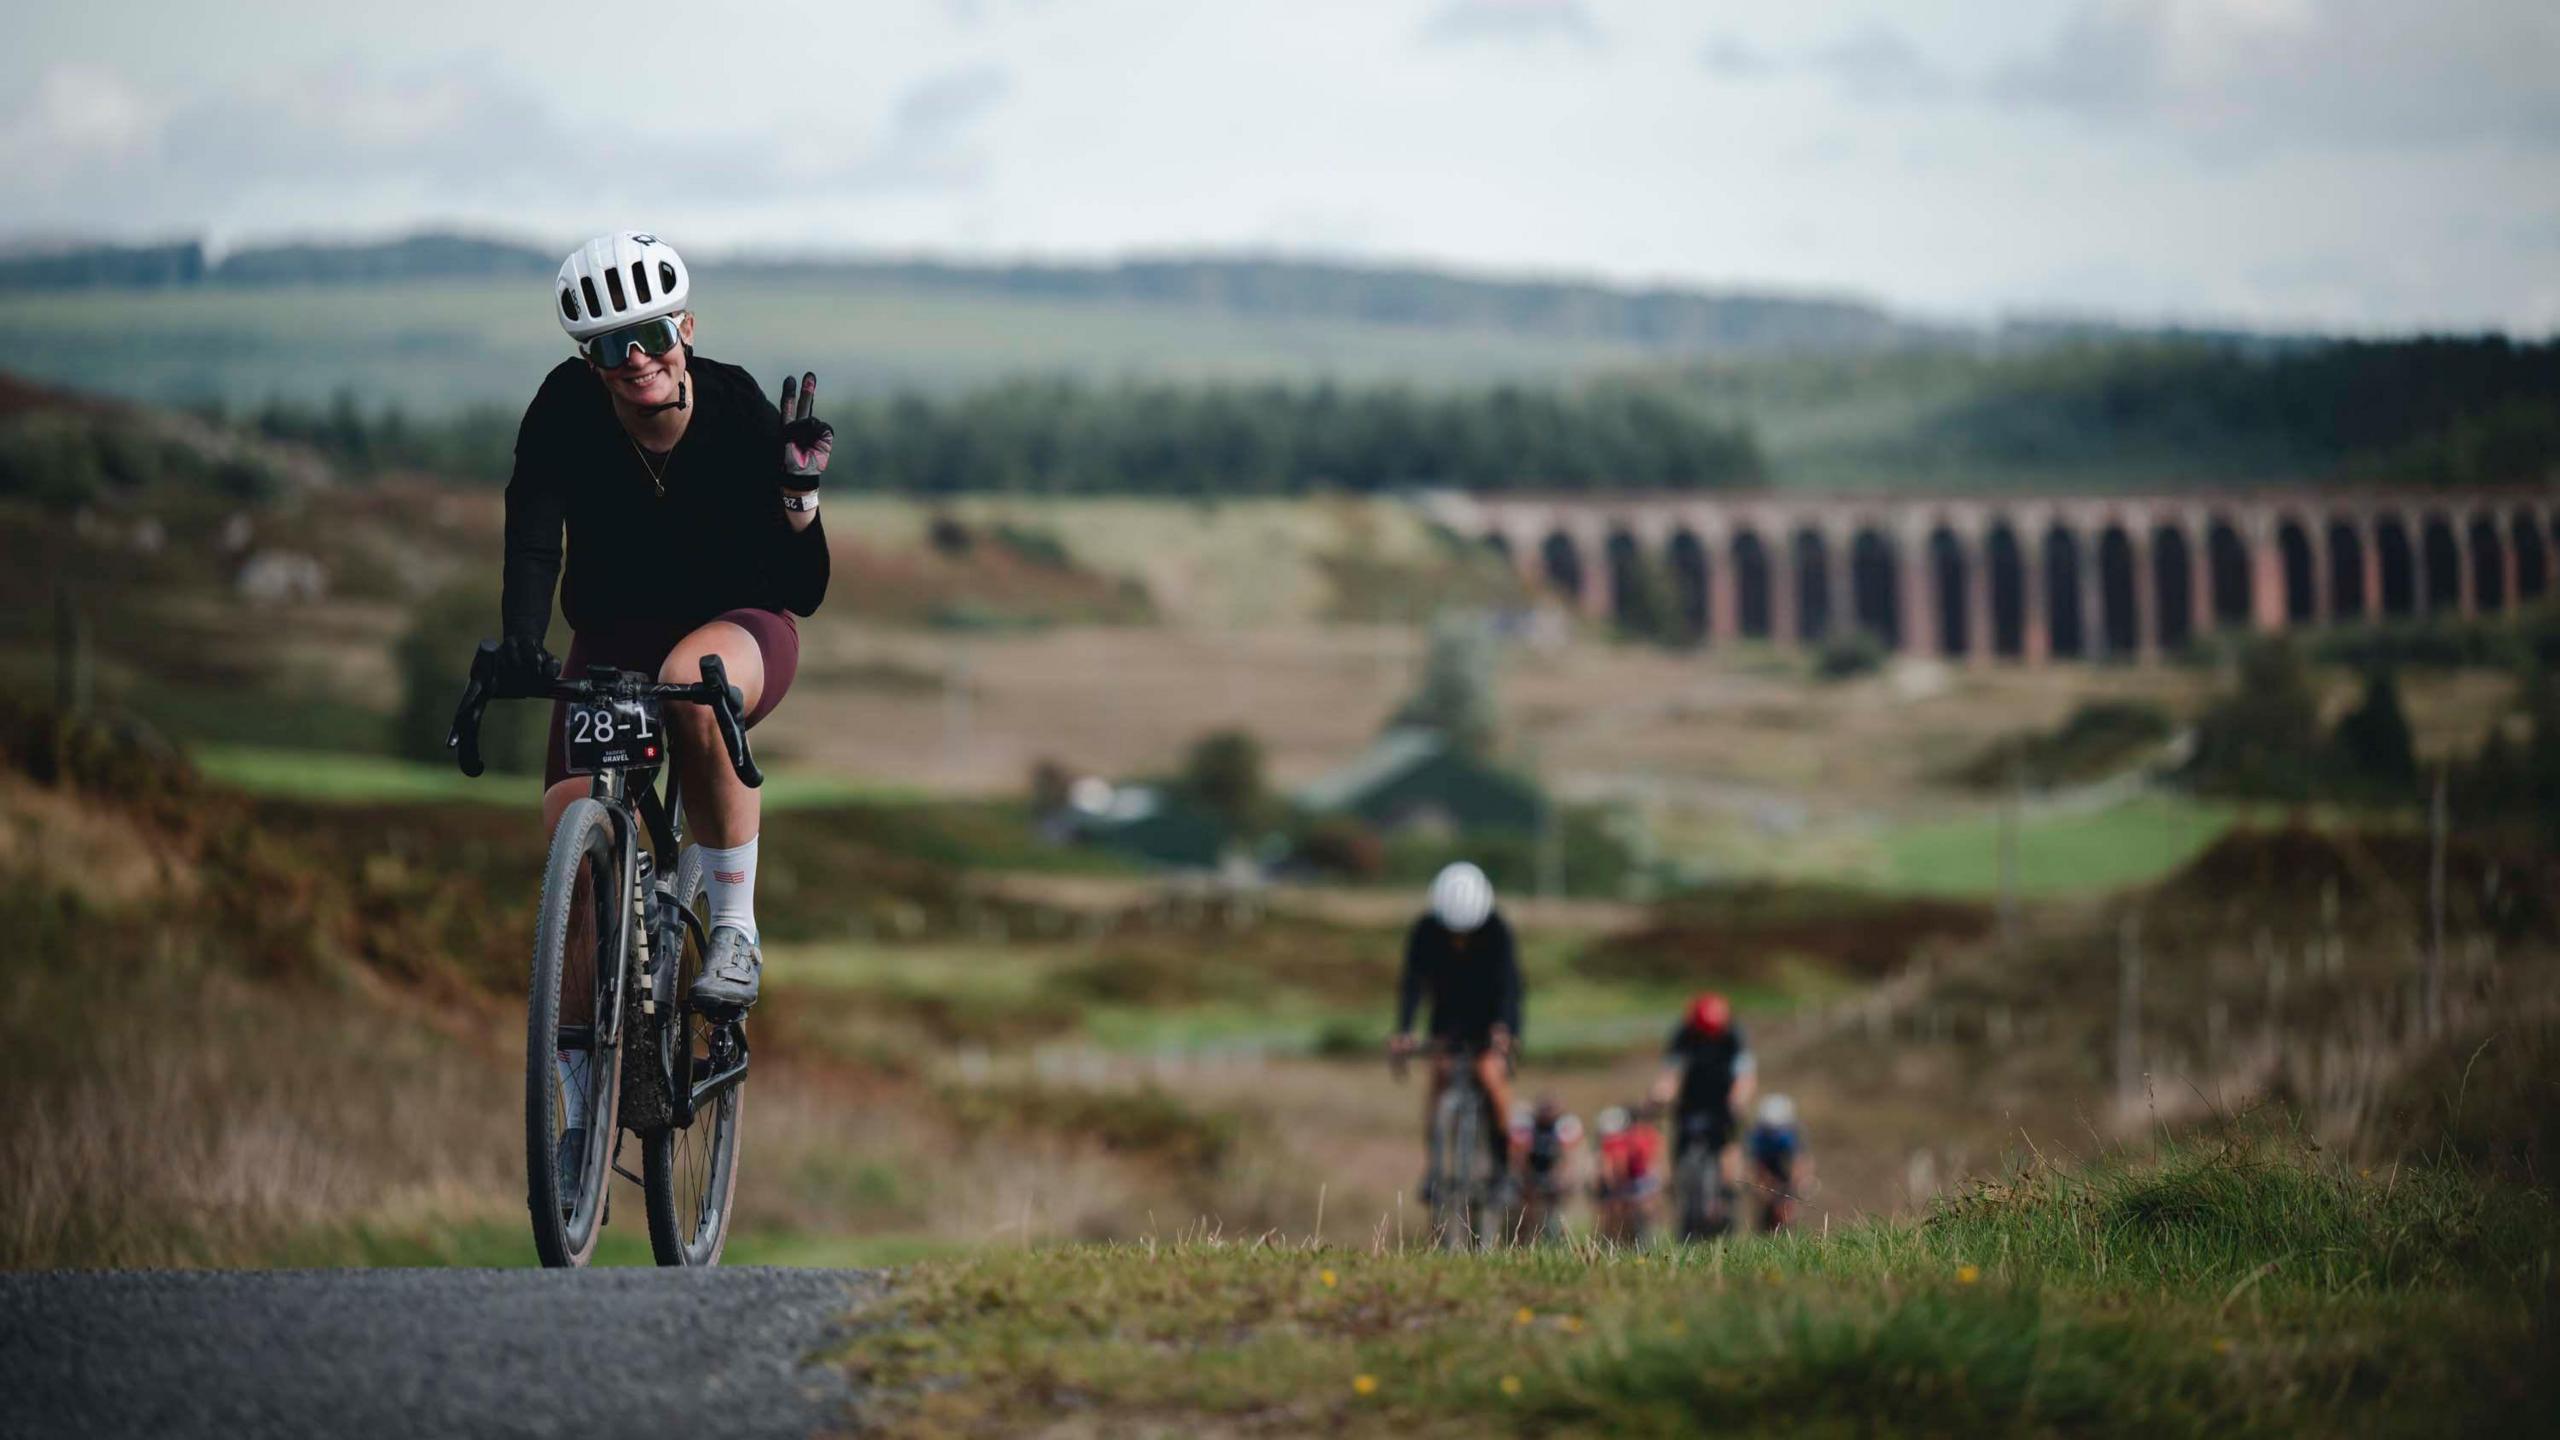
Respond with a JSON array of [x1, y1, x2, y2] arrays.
[[7, 0, 2556, 333]]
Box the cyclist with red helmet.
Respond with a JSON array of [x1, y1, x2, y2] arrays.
[[1651, 992, 1757, 1222]]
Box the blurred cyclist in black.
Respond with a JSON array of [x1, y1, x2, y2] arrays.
[[1650, 992, 1756, 1215], [1388, 862, 1522, 1168]]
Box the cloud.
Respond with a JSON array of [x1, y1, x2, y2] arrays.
[[1990, 0, 2560, 149], [1805, 27, 1953, 105], [1419, 0, 1601, 49], [1698, 35, 1771, 79], [1694, 25, 1952, 104], [846, 64, 1013, 189]]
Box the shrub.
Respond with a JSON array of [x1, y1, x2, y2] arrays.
[[2328, 669, 2418, 791], [2185, 638, 2319, 799], [390, 584, 550, 774], [0, 414, 108, 509], [1814, 632, 1887, 680]]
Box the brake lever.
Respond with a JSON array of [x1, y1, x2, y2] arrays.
[[446, 640, 498, 777], [696, 654, 763, 789]]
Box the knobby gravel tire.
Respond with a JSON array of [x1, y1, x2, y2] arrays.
[[527, 798, 627, 1269], [643, 845, 744, 1267]]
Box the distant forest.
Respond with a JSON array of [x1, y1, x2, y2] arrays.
[[1909, 338, 2560, 489], [243, 378, 1766, 494]]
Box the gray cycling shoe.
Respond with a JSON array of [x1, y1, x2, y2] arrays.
[[690, 926, 762, 1013]]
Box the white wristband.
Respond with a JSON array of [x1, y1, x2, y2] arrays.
[[781, 490, 819, 513]]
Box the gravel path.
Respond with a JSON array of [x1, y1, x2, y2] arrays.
[[0, 1267, 883, 1439]]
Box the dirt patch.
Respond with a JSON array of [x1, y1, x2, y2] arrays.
[[1576, 883, 1994, 986]]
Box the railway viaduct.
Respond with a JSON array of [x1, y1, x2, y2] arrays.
[[1426, 489, 2560, 664]]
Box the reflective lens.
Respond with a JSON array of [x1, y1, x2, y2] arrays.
[[582, 316, 682, 370]]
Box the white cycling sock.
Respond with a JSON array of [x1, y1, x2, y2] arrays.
[[699, 837, 759, 943]]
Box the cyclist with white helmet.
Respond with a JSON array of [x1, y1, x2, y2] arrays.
[[496, 231, 833, 1030], [1389, 862, 1523, 1171], [1744, 1092, 1811, 1233]]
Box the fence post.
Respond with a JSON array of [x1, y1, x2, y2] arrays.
[[2425, 765, 2447, 1040], [2116, 911, 2144, 1114]]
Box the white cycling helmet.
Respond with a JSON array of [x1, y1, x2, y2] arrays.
[[1429, 861, 1494, 933], [1597, 1106, 1630, 1136], [556, 231, 691, 341], [1757, 1093, 1797, 1129]]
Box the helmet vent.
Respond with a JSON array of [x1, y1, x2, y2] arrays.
[[630, 261, 651, 305], [580, 276, 604, 324], [659, 261, 678, 294], [559, 287, 579, 322], [604, 265, 627, 312]]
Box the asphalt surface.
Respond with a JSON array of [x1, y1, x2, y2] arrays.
[[1, 1267, 884, 1439]]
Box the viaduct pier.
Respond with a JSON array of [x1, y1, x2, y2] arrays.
[[1427, 490, 2560, 664]]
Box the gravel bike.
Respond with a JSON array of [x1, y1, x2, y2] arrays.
[[1672, 1112, 1736, 1243], [1398, 1042, 1507, 1251], [448, 640, 762, 1268]]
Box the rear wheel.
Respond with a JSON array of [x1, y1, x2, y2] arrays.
[[644, 846, 744, 1266], [527, 799, 626, 1268], [1431, 1084, 1485, 1251]]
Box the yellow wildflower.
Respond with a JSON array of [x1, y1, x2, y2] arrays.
[[1956, 1265, 1981, 1286], [1353, 1374, 1378, 1397], [1319, 1269, 1338, 1289], [1514, 1306, 1535, 1326], [1500, 1375, 1523, 1397]]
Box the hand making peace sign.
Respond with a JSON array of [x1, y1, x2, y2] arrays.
[[777, 371, 833, 490]]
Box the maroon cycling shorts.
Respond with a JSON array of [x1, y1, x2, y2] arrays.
[[543, 608, 799, 789]]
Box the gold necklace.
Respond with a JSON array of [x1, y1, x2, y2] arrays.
[[626, 431, 672, 499]]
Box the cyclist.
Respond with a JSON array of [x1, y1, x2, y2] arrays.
[[1650, 992, 1756, 1234], [496, 233, 831, 1177], [1591, 1104, 1662, 1244], [1388, 861, 1522, 1173], [1744, 1092, 1811, 1233], [1510, 1096, 1582, 1240]]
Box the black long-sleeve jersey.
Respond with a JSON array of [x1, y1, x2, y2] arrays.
[[501, 352, 829, 643], [1395, 911, 1523, 1046]]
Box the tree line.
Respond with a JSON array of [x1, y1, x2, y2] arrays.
[[241, 378, 1767, 494], [1919, 336, 2560, 489]]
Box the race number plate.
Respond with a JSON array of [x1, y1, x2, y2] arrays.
[[562, 695, 665, 776]]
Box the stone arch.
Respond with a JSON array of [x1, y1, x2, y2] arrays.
[[1667, 529, 1709, 645], [1851, 529, 1901, 648], [2420, 513, 2461, 613], [2205, 520, 2252, 630], [1929, 526, 1969, 657], [2277, 518, 2317, 623], [1732, 530, 1773, 639], [1539, 530, 1583, 601], [2044, 525, 2087, 658], [1605, 529, 1652, 634], [2467, 513, 2506, 612], [2377, 514, 2417, 617], [2097, 527, 2139, 658], [2513, 510, 2549, 603], [1986, 523, 2027, 658], [2151, 524, 2195, 652], [1792, 528, 1833, 641], [2326, 518, 2366, 618]]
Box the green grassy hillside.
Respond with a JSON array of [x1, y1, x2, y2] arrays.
[[0, 278, 1657, 419]]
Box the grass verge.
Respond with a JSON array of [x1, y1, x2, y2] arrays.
[[837, 1134, 2558, 1437]]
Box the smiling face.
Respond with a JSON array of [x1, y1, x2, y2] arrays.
[[590, 312, 695, 409]]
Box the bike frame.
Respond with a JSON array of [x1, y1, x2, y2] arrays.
[[448, 642, 763, 1131]]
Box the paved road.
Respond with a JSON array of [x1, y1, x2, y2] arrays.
[[1, 1268, 883, 1439]]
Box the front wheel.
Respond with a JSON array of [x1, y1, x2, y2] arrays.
[[644, 846, 744, 1266], [527, 798, 627, 1268]]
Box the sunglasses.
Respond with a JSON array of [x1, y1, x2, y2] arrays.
[[581, 315, 684, 370]]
